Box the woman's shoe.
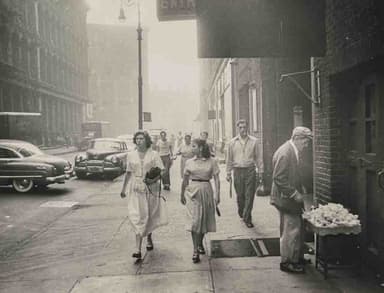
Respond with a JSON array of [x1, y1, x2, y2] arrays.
[[197, 246, 205, 255], [146, 234, 154, 251], [192, 252, 200, 263], [132, 252, 142, 259], [146, 242, 154, 251]]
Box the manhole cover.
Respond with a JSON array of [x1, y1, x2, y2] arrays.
[[211, 239, 260, 258], [40, 201, 79, 208], [253, 238, 280, 257], [211, 237, 282, 258]]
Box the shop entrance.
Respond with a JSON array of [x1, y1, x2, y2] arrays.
[[347, 74, 384, 272]]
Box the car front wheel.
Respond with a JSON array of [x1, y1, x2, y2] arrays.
[[12, 178, 34, 193]]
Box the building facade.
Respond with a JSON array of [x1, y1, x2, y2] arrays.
[[198, 58, 233, 152], [88, 24, 148, 137], [314, 0, 384, 274], [199, 57, 312, 189], [199, 0, 384, 275], [0, 0, 89, 145]]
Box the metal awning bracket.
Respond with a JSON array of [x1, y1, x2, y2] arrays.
[[280, 69, 321, 105]]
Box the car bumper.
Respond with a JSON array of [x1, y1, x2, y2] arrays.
[[45, 174, 67, 183], [74, 166, 122, 174], [1, 173, 70, 185]]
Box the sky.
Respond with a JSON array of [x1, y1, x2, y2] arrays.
[[86, 0, 200, 133], [86, 0, 199, 93]]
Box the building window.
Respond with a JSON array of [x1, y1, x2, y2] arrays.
[[250, 87, 259, 132]]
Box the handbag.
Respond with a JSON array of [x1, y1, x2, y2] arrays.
[[144, 167, 165, 201], [145, 167, 162, 180]]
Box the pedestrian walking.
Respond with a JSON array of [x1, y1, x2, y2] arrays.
[[180, 139, 220, 263], [270, 126, 313, 274], [200, 131, 215, 157], [176, 131, 183, 149], [156, 131, 173, 190], [120, 131, 168, 261], [175, 133, 194, 178], [225, 119, 264, 228]]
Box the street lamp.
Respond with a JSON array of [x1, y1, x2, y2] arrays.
[[119, 0, 143, 130]]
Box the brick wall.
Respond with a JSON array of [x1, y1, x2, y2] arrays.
[[314, 0, 384, 203]]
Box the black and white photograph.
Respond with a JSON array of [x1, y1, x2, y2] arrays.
[[0, 0, 384, 292]]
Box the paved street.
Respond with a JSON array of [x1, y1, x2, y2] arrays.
[[0, 151, 112, 257], [0, 153, 382, 292]]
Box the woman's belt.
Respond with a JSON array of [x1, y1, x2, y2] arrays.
[[191, 179, 210, 182]]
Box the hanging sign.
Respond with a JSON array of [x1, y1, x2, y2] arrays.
[[157, 0, 196, 21]]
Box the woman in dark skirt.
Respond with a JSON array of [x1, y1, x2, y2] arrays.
[[180, 139, 220, 263]]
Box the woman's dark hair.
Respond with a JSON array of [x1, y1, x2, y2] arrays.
[[133, 131, 152, 148], [193, 138, 211, 159]]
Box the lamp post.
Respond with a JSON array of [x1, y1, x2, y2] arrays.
[[119, 0, 143, 130]]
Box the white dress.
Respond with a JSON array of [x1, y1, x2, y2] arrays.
[[126, 149, 168, 237], [184, 157, 220, 233]]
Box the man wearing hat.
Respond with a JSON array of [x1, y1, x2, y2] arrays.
[[270, 126, 313, 273]]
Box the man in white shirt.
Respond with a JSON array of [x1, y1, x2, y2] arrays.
[[156, 131, 173, 190], [226, 119, 264, 228]]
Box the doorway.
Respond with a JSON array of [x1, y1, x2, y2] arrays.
[[346, 74, 384, 271]]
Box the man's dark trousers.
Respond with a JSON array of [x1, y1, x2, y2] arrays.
[[160, 155, 171, 187], [233, 167, 257, 224]]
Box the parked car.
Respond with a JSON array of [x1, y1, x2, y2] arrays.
[[74, 138, 128, 179], [117, 134, 136, 152], [0, 140, 72, 193]]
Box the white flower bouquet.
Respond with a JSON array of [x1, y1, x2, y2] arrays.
[[303, 203, 361, 228]]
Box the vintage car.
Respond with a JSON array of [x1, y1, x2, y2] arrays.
[[74, 138, 128, 179], [0, 140, 73, 193], [116, 134, 136, 152]]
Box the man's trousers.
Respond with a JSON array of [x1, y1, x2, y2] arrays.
[[233, 167, 257, 224], [279, 211, 305, 264], [160, 155, 171, 187]]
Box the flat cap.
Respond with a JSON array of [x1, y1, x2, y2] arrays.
[[291, 126, 313, 139]]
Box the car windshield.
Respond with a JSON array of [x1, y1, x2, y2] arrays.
[[17, 143, 44, 157], [90, 140, 120, 150]]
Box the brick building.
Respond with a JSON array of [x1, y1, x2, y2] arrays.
[[87, 24, 148, 137], [314, 0, 384, 273], [0, 0, 89, 145], [199, 57, 312, 189], [200, 0, 384, 275]]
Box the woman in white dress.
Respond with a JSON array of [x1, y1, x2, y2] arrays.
[[180, 139, 220, 263], [120, 131, 168, 260]]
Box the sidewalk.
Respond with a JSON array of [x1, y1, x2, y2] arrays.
[[1, 157, 380, 293], [69, 161, 382, 293]]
